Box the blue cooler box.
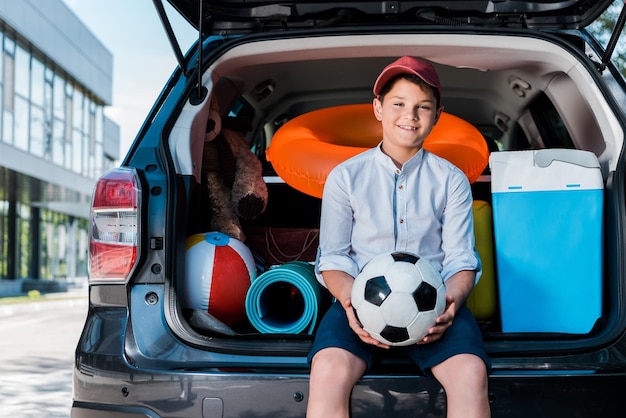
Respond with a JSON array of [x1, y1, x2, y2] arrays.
[[490, 149, 603, 333]]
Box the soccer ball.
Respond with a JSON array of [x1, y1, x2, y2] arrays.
[[183, 232, 256, 326], [351, 251, 446, 346]]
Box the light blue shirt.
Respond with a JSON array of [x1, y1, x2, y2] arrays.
[[315, 145, 481, 285]]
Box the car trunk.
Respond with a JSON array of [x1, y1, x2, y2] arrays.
[[94, 1, 620, 375], [141, 24, 626, 366]]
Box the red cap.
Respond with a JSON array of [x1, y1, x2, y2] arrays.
[[373, 56, 441, 98]]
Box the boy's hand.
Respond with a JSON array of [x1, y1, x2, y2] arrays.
[[418, 270, 475, 345], [417, 294, 457, 345], [342, 297, 390, 349]]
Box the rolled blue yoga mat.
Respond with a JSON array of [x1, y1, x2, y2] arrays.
[[245, 261, 322, 334]]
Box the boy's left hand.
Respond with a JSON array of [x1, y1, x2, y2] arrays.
[[417, 269, 475, 344], [417, 294, 456, 345]]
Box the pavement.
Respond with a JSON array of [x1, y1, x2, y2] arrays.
[[0, 285, 88, 318]]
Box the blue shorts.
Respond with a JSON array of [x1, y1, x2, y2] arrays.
[[308, 301, 491, 375]]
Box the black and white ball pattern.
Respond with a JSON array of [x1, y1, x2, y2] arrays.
[[351, 251, 446, 346]]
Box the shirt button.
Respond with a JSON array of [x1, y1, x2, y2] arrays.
[[396, 169, 401, 174], [399, 185, 404, 190], [399, 219, 404, 224]]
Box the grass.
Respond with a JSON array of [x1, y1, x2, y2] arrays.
[[0, 290, 44, 305], [0, 289, 86, 305]]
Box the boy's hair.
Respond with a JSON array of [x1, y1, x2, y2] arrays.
[[377, 73, 441, 108]]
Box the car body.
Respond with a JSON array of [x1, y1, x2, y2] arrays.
[[73, 1, 626, 417]]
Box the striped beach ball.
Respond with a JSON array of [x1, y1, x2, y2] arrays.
[[184, 232, 256, 326]]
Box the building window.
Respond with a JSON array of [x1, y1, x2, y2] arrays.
[[14, 45, 29, 98], [73, 87, 83, 131], [0, 199, 7, 279], [51, 73, 65, 166], [97, 143, 105, 174], [94, 105, 104, 178], [41, 209, 69, 279], [28, 57, 46, 156], [72, 88, 84, 173], [53, 73, 64, 120], [2, 51, 14, 144], [87, 105, 96, 177], [52, 118, 64, 166], [43, 66, 53, 159], [64, 93, 72, 170], [2, 37, 14, 111], [30, 105, 44, 157], [31, 57, 44, 107], [14, 96, 28, 151], [2, 52, 12, 112], [72, 131, 82, 174], [16, 203, 32, 279]]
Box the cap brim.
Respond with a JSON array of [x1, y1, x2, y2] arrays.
[[373, 63, 441, 97]]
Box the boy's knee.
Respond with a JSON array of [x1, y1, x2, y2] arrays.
[[434, 355, 491, 418], [461, 357, 489, 389], [310, 348, 366, 386], [433, 354, 488, 390]]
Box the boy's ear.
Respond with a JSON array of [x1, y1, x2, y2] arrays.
[[434, 106, 444, 124], [373, 97, 383, 121]]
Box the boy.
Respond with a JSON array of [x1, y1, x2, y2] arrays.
[[307, 56, 491, 418]]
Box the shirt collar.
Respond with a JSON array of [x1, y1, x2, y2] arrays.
[[374, 142, 425, 173]]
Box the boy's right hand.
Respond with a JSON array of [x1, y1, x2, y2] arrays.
[[341, 297, 390, 349]]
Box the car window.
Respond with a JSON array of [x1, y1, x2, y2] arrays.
[[528, 92, 575, 149]]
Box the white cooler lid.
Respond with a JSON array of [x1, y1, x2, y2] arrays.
[[490, 149, 603, 193]]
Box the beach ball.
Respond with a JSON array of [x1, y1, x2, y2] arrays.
[[183, 232, 256, 326]]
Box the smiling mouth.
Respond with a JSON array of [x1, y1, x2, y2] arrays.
[[398, 125, 418, 131]]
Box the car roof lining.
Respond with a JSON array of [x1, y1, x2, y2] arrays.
[[167, 33, 622, 183]]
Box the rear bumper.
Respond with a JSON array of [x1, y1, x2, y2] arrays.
[[74, 355, 626, 418]]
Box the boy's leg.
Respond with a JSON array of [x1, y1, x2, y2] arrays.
[[307, 302, 374, 418], [307, 347, 367, 418], [407, 306, 491, 418], [431, 353, 490, 418]]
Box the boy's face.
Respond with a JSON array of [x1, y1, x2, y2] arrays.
[[373, 78, 442, 153]]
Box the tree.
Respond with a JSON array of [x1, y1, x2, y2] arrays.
[[587, 0, 626, 77]]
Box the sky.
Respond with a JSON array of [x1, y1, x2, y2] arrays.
[[62, 0, 197, 162]]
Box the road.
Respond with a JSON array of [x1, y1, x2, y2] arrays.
[[0, 295, 88, 418]]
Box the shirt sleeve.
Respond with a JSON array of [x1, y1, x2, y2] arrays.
[[440, 170, 482, 283], [314, 166, 360, 287]]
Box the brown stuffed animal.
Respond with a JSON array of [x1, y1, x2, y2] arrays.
[[201, 98, 268, 242]]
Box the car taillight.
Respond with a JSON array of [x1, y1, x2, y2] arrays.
[[89, 168, 141, 283]]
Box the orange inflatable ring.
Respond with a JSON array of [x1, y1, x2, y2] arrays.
[[266, 104, 488, 199]]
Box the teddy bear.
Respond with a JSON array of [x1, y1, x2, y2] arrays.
[[201, 96, 268, 242]]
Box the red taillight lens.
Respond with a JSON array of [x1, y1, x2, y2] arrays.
[[89, 168, 140, 282]]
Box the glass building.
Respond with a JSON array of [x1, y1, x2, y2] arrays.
[[0, 0, 119, 294]]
